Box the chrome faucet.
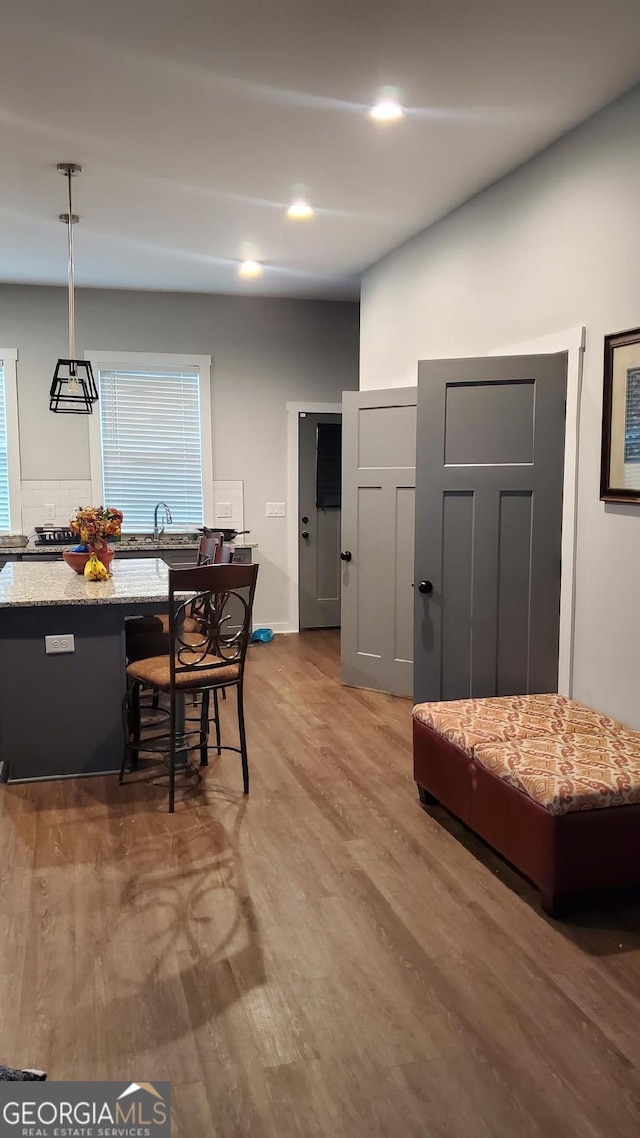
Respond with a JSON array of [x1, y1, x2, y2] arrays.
[[153, 502, 173, 542]]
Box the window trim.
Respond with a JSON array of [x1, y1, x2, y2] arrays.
[[86, 350, 213, 527], [0, 349, 22, 535]]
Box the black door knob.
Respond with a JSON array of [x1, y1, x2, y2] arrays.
[[301, 516, 309, 524], [301, 531, 310, 540], [418, 580, 433, 594], [340, 551, 352, 562]]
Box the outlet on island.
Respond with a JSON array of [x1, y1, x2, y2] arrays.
[[45, 635, 75, 655]]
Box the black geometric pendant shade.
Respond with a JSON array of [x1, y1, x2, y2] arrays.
[[49, 359, 98, 414], [50, 163, 98, 415]]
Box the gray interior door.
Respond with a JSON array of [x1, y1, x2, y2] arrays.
[[414, 353, 567, 704], [299, 412, 342, 629], [341, 389, 416, 696]]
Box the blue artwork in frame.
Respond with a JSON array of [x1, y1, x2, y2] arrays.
[[624, 367, 640, 464], [601, 327, 640, 503]]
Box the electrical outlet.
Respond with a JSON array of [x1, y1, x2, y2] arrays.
[[45, 634, 75, 655], [45, 502, 56, 524], [266, 502, 286, 517], [217, 501, 232, 518]]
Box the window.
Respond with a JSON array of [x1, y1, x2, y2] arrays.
[[0, 363, 10, 532], [0, 351, 21, 535], [88, 352, 213, 532], [315, 421, 342, 508]]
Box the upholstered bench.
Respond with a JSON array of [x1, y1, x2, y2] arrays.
[[413, 695, 639, 915]]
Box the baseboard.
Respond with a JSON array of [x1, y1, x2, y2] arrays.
[[263, 625, 341, 636], [252, 621, 296, 635], [252, 621, 342, 635]]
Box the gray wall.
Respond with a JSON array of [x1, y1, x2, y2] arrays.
[[360, 83, 640, 727], [0, 285, 359, 628]]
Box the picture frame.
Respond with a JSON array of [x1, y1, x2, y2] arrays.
[[600, 326, 640, 504]]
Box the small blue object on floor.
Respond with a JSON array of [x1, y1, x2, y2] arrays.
[[251, 628, 274, 643]]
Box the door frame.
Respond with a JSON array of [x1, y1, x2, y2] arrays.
[[286, 400, 342, 633], [491, 326, 585, 697]]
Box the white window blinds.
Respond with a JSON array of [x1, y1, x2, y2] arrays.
[[98, 366, 205, 532], [0, 362, 11, 533]]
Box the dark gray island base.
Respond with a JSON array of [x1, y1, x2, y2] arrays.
[[0, 558, 174, 781]]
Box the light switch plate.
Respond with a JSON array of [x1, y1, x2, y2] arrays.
[[266, 502, 286, 517], [213, 479, 244, 529], [45, 634, 75, 655]]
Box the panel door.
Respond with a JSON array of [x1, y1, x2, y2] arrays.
[[341, 389, 416, 696], [414, 354, 567, 703], [299, 412, 342, 629]]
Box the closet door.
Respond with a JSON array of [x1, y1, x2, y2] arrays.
[[341, 388, 416, 697], [414, 353, 567, 703]]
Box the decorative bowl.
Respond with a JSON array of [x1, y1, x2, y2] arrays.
[[62, 548, 115, 575]]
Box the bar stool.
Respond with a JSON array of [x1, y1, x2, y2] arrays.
[[125, 533, 225, 664], [121, 562, 259, 811]]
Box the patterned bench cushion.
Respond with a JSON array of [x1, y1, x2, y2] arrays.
[[474, 731, 640, 815], [412, 694, 623, 759]]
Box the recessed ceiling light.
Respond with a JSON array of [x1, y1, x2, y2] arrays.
[[369, 89, 404, 122], [238, 259, 263, 278], [286, 197, 315, 220]]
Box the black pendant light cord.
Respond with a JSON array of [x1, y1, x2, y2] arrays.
[[66, 166, 76, 365]]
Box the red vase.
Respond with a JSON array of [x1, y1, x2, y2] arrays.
[[88, 544, 115, 571]]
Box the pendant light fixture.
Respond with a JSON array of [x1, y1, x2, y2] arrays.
[[49, 163, 98, 414]]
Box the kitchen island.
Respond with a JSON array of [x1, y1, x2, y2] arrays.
[[0, 558, 175, 782]]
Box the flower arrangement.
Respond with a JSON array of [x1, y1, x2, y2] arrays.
[[69, 506, 124, 550]]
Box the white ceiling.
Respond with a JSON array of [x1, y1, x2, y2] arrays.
[[1, 0, 640, 300]]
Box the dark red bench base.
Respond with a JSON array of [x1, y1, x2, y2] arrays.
[[414, 718, 640, 916]]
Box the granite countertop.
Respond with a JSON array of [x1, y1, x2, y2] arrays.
[[0, 537, 257, 555], [0, 557, 174, 608], [17, 538, 199, 555]]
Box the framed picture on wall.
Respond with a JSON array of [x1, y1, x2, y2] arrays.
[[601, 326, 640, 504]]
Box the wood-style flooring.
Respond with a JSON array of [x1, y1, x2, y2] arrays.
[[1, 631, 640, 1136]]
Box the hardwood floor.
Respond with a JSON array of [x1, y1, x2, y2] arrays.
[[2, 631, 640, 1135]]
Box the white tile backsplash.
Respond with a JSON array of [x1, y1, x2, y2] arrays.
[[20, 480, 92, 534], [212, 479, 244, 530]]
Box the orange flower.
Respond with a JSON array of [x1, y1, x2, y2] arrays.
[[70, 505, 123, 545]]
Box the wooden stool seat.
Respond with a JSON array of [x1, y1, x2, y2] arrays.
[[127, 653, 240, 691]]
